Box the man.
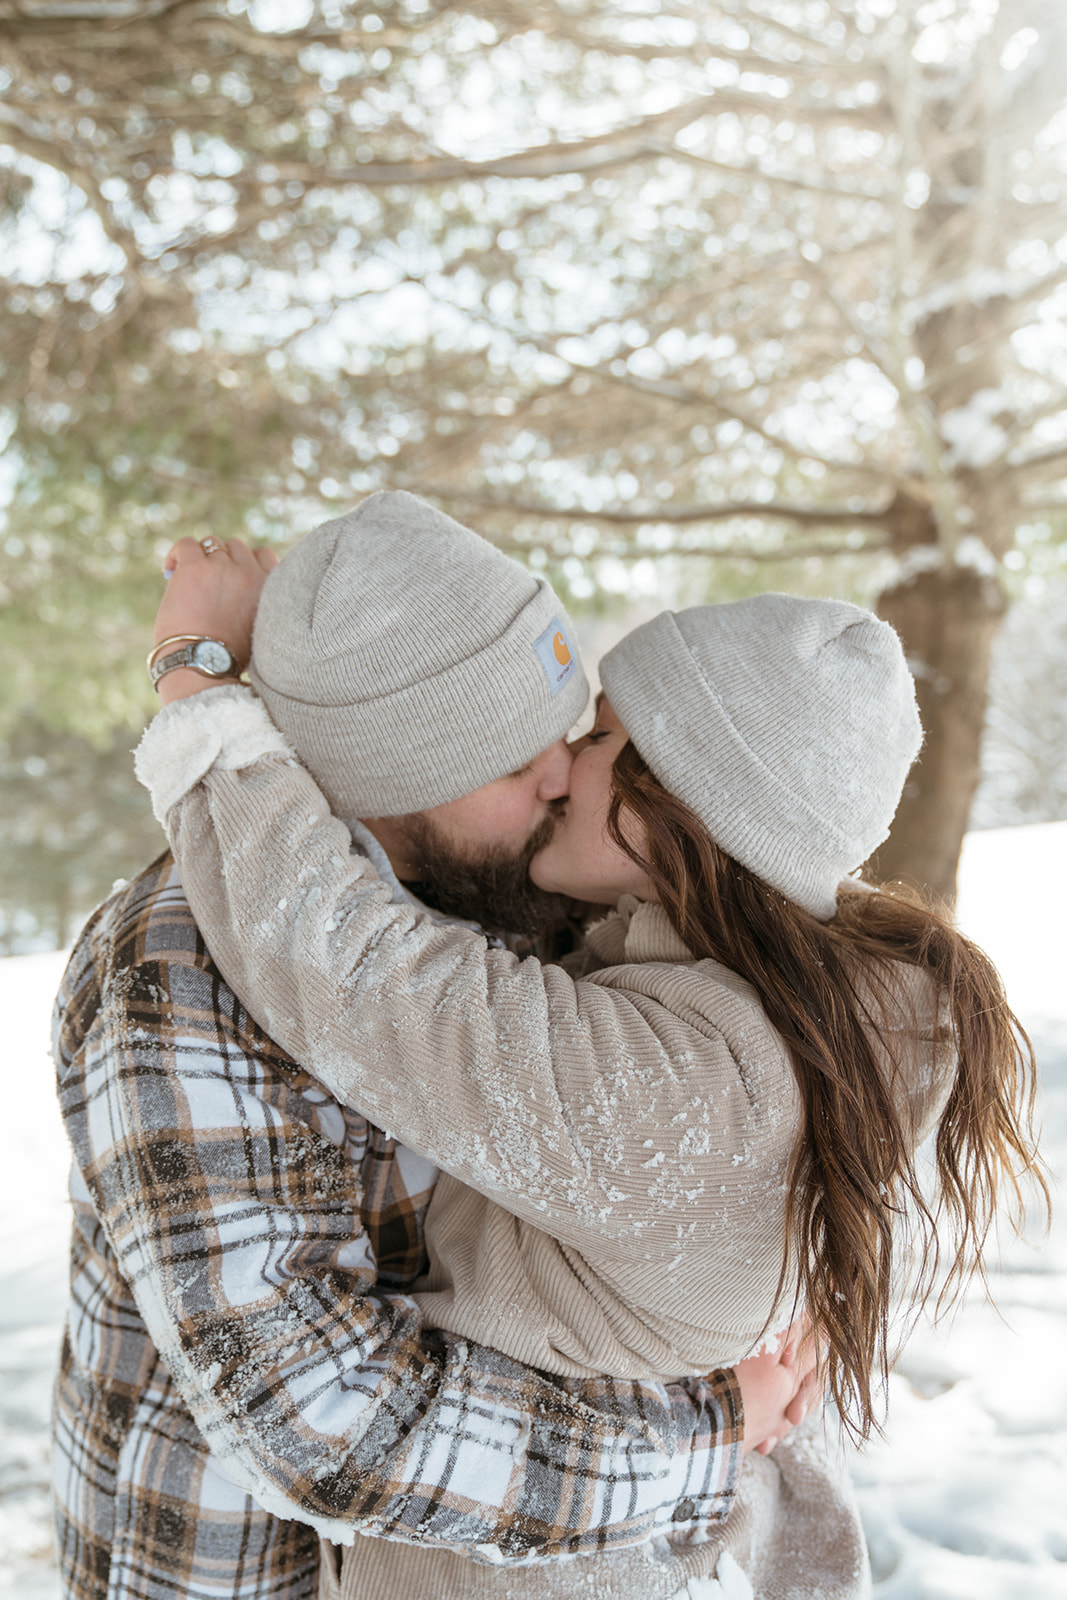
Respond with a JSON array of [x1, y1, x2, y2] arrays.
[[53, 493, 805, 1600]]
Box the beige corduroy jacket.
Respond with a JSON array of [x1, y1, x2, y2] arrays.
[[137, 688, 955, 1599]]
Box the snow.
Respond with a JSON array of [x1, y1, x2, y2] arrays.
[[0, 951, 71, 1596], [887, 536, 1000, 593], [2, 822, 1066, 1598], [848, 821, 1067, 1598], [941, 390, 1010, 471], [906, 268, 1033, 325]]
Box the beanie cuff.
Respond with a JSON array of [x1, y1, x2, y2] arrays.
[[252, 581, 587, 816]]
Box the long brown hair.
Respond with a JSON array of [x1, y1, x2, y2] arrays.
[[607, 740, 1049, 1440]]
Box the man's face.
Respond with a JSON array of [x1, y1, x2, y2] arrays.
[[369, 740, 574, 934]]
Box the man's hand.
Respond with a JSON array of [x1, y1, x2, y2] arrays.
[[733, 1317, 823, 1457], [153, 537, 279, 704]]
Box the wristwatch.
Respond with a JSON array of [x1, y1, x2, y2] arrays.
[[148, 635, 242, 690]]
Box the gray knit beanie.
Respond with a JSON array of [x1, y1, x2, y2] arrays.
[[249, 491, 588, 817], [598, 594, 922, 920]]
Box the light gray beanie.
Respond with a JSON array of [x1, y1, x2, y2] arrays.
[[598, 594, 922, 920], [249, 490, 588, 817]]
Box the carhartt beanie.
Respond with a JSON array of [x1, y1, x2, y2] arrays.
[[249, 491, 588, 817], [599, 594, 922, 920]]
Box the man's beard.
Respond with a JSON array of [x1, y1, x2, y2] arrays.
[[399, 804, 567, 937]]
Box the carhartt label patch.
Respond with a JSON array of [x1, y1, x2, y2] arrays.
[[533, 617, 578, 697]]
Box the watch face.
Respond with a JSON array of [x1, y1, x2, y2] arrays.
[[191, 640, 233, 675]]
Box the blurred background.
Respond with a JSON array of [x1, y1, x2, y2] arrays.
[[1, 8, 1066, 1596], [0, 0, 1065, 938]]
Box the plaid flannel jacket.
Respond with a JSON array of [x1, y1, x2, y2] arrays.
[[52, 854, 742, 1600]]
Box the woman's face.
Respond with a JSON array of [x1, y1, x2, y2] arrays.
[[529, 697, 657, 906]]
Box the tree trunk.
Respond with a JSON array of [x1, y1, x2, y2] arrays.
[[870, 566, 1007, 907]]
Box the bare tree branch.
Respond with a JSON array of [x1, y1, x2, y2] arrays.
[[667, 144, 891, 202], [412, 484, 895, 531]]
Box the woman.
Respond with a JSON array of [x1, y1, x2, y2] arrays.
[[138, 535, 1045, 1598]]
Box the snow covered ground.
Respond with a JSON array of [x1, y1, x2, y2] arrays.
[[1, 822, 1065, 1597], [852, 822, 1067, 1599]]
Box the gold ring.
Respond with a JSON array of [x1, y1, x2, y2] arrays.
[[200, 537, 224, 555]]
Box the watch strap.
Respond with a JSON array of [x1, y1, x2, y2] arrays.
[[148, 636, 241, 690]]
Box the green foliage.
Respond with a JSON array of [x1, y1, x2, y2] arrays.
[[0, 0, 1064, 933], [3, 5, 1063, 662], [0, 719, 165, 952], [0, 323, 299, 736]]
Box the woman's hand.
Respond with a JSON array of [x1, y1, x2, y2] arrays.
[[153, 537, 279, 705], [733, 1316, 823, 1457]]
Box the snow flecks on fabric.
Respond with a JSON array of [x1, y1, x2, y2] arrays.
[[667, 1553, 755, 1600], [261, 888, 803, 1368], [715, 1552, 755, 1599], [153, 745, 953, 1378], [678, 1126, 713, 1158]]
